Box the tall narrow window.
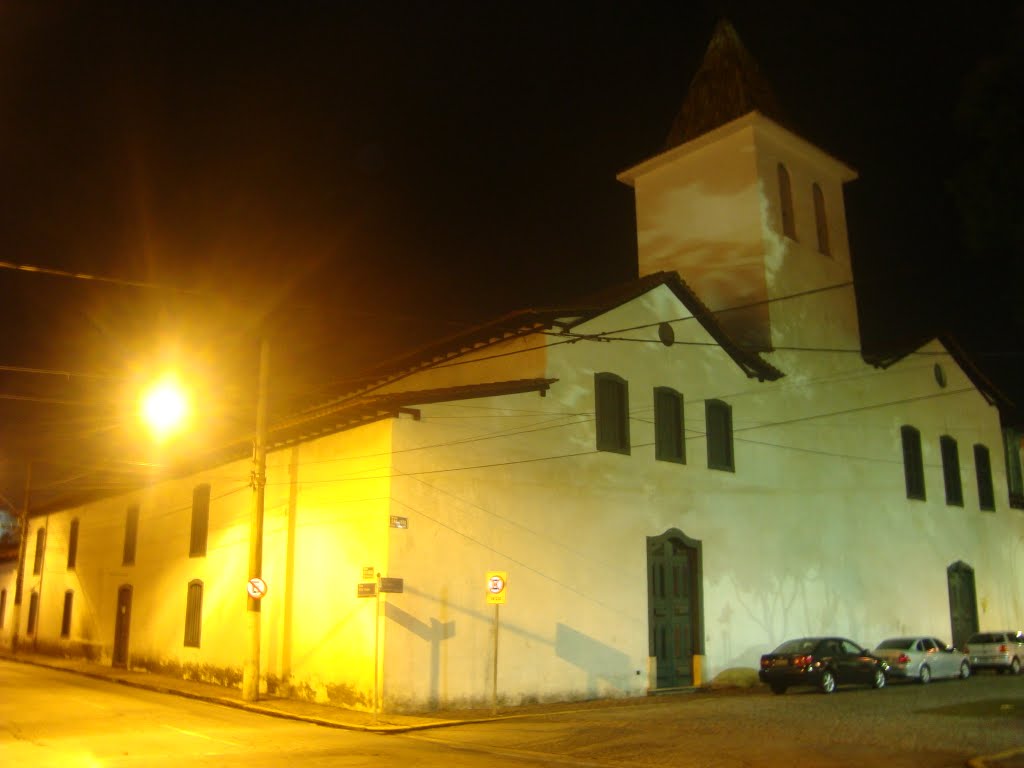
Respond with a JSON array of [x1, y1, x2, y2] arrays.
[[595, 373, 630, 454], [67, 518, 79, 570], [0, 588, 7, 628], [184, 579, 203, 648], [777, 163, 796, 239], [27, 592, 38, 635], [61, 591, 73, 638], [123, 505, 139, 566], [1003, 427, 1024, 508], [706, 399, 734, 471], [974, 444, 995, 511], [32, 527, 45, 575], [940, 435, 964, 506], [654, 387, 685, 464], [901, 425, 926, 500], [189, 484, 211, 557], [813, 182, 831, 256]]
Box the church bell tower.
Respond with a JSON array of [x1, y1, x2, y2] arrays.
[[617, 19, 861, 354]]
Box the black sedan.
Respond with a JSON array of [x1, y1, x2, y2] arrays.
[[759, 636, 888, 694]]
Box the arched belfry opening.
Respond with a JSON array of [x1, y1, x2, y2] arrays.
[[647, 528, 704, 688]]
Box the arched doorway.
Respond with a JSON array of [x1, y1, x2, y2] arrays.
[[647, 529, 703, 688], [947, 561, 978, 650], [113, 584, 133, 668]]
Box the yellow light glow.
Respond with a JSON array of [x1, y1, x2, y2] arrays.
[[139, 375, 191, 440]]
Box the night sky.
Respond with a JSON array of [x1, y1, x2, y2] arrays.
[[0, 2, 1022, 512]]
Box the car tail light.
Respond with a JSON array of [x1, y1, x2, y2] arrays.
[[793, 654, 814, 667], [1000, 644, 1008, 653], [897, 653, 911, 664], [760, 658, 770, 668]]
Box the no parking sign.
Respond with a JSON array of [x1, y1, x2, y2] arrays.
[[486, 571, 507, 604]]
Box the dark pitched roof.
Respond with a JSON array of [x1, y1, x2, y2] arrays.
[[30, 377, 557, 517], [28, 272, 781, 516], [292, 271, 783, 422], [664, 18, 786, 149], [266, 378, 557, 452], [562, 271, 784, 381], [863, 332, 1014, 410]]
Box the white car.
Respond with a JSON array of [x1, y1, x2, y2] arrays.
[[963, 631, 1024, 674], [873, 636, 970, 683]]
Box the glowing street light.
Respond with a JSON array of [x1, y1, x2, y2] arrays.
[[139, 374, 191, 440]]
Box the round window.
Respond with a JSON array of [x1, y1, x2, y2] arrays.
[[658, 322, 675, 347]]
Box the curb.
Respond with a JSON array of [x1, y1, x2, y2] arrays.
[[1, 653, 473, 733], [967, 748, 1024, 768]]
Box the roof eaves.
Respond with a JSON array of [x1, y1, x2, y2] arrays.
[[863, 333, 1012, 410]]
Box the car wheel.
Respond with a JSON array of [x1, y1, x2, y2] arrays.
[[872, 667, 886, 689], [959, 661, 971, 679], [918, 665, 931, 684], [1012, 658, 1021, 675], [820, 669, 836, 694], [770, 684, 787, 695]]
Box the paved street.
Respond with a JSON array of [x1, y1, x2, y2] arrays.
[[414, 677, 1024, 767], [1, 659, 1022, 767], [0, 661, 543, 768]]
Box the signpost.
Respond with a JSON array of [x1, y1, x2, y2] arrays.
[[356, 582, 376, 598], [246, 577, 267, 600], [357, 570, 405, 719], [486, 571, 507, 714]]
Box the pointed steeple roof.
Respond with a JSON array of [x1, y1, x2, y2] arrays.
[[664, 18, 785, 149]]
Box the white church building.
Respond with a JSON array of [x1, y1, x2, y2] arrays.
[[2, 20, 1022, 712]]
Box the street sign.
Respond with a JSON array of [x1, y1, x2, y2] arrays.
[[362, 566, 375, 580], [357, 582, 377, 598], [247, 577, 268, 600], [379, 577, 404, 593], [486, 571, 507, 604]]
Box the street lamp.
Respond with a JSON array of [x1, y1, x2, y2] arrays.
[[134, 344, 269, 703], [138, 373, 191, 441]]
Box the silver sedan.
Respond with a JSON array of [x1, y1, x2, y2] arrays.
[[873, 636, 970, 683]]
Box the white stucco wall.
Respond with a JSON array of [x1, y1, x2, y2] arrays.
[[0, 420, 396, 710], [375, 288, 1022, 709]]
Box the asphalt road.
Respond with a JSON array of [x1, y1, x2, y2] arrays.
[[2, 660, 1022, 767]]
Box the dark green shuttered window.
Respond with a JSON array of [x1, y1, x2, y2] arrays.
[[705, 400, 734, 471], [974, 444, 995, 511], [595, 373, 630, 454], [901, 425, 925, 500], [940, 435, 964, 507], [654, 387, 685, 464], [67, 518, 79, 570], [123, 506, 139, 566], [61, 591, 73, 637], [189, 484, 211, 557], [184, 580, 203, 648], [32, 528, 45, 575]]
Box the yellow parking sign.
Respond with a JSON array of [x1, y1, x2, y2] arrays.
[[486, 571, 507, 604]]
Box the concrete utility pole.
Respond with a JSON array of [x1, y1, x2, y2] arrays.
[[10, 462, 32, 652], [242, 338, 270, 702]]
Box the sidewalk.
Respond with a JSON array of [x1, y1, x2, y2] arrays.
[[0, 649, 664, 734], [5, 650, 1022, 768], [0, 650, 520, 733]]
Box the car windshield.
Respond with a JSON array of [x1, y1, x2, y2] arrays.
[[876, 638, 915, 650], [772, 638, 819, 655], [969, 633, 1004, 644]]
